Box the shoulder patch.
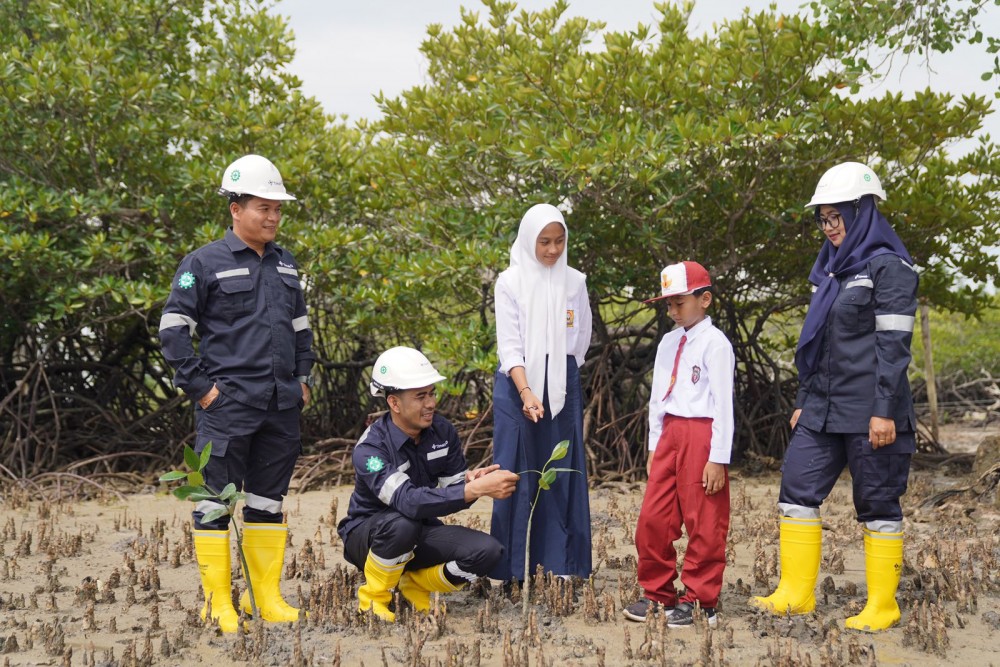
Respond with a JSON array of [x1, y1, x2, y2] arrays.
[[364, 456, 386, 473], [177, 272, 196, 289]]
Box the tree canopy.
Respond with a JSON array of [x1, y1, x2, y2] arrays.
[[1, 0, 997, 485]]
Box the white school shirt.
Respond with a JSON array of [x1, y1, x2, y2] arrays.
[[495, 271, 592, 376], [647, 316, 735, 464]]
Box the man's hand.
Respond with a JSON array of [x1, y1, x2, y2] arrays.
[[198, 384, 220, 410], [790, 408, 802, 430], [466, 464, 500, 483], [301, 382, 311, 406], [646, 452, 654, 479], [869, 416, 896, 449], [465, 469, 519, 502], [702, 462, 726, 496]]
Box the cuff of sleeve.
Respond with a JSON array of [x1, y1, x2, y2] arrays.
[[872, 398, 894, 418], [187, 377, 213, 402], [709, 451, 731, 465], [294, 363, 314, 377]]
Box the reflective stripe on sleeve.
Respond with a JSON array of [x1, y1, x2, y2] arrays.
[[215, 268, 250, 279], [277, 266, 299, 276], [292, 315, 310, 332], [397, 461, 411, 473], [875, 314, 915, 332], [378, 471, 410, 505], [244, 493, 283, 514], [159, 313, 197, 335], [437, 471, 466, 488]]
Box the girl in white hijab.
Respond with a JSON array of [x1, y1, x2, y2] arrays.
[[489, 203, 593, 584]]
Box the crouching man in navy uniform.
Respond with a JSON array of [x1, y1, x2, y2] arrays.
[[339, 347, 520, 622]]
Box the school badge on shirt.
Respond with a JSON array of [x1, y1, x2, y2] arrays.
[[691, 365, 701, 384], [566, 309, 575, 328]]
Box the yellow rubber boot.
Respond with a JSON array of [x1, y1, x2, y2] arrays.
[[238, 523, 301, 622], [845, 529, 903, 632], [193, 529, 240, 633], [751, 517, 822, 615], [358, 550, 408, 622], [398, 564, 464, 612]]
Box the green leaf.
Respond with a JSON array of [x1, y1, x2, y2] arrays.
[[545, 467, 581, 474], [183, 445, 199, 471], [187, 490, 217, 501], [547, 439, 570, 463], [199, 442, 212, 471], [159, 470, 186, 482], [219, 483, 237, 500], [539, 468, 557, 490], [187, 471, 205, 487], [172, 485, 200, 501], [201, 508, 230, 524]]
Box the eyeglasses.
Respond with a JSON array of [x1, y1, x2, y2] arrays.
[[815, 212, 843, 231]]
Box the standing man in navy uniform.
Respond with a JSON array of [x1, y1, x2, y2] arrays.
[[339, 346, 519, 622], [159, 154, 315, 632], [753, 162, 918, 632]]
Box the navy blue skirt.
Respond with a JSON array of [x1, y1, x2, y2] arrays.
[[489, 356, 592, 581]]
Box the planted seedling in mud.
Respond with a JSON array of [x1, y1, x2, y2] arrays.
[[516, 439, 581, 617], [159, 443, 258, 619]]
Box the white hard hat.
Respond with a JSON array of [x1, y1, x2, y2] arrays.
[[805, 161, 886, 207], [370, 346, 447, 397], [219, 154, 296, 201]]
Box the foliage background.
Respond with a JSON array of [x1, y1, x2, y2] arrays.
[[1, 0, 997, 486]]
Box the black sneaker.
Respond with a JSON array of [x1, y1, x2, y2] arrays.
[[666, 601, 717, 628], [622, 598, 674, 622]]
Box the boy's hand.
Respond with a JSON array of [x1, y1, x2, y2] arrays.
[[702, 462, 726, 495], [646, 453, 654, 479]]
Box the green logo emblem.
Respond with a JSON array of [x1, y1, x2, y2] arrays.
[[365, 456, 386, 473], [177, 271, 196, 289], [380, 365, 387, 374], [863, 173, 871, 182], [230, 169, 241, 182]]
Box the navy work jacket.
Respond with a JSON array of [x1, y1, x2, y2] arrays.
[[159, 228, 315, 410], [795, 254, 919, 434], [338, 413, 470, 542]]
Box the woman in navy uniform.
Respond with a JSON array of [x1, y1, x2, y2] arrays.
[[489, 203, 593, 585], [753, 162, 919, 632]]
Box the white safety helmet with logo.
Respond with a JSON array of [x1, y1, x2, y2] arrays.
[[806, 161, 886, 207], [370, 346, 447, 397], [219, 154, 297, 201]]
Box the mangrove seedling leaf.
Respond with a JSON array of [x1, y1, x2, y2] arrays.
[[219, 483, 237, 501], [188, 490, 217, 502], [172, 485, 199, 501], [183, 445, 199, 471], [199, 442, 213, 471], [539, 468, 557, 490], [547, 439, 570, 463], [159, 470, 186, 482], [187, 471, 205, 488], [201, 508, 230, 524]]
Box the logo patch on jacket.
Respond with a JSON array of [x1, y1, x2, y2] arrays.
[[365, 456, 385, 473], [566, 309, 575, 328], [691, 365, 701, 385], [177, 272, 196, 289]]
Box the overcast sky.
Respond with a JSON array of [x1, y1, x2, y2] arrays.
[[271, 0, 999, 149]]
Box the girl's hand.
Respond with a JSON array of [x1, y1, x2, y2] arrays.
[[521, 390, 544, 422]]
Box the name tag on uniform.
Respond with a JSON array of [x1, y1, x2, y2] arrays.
[[567, 309, 575, 328]]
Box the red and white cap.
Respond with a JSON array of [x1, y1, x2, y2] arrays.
[[646, 261, 712, 302]]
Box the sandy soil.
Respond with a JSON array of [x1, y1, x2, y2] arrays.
[[1, 431, 998, 666]]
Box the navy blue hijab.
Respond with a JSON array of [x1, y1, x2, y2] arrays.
[[794, 195, 913, 377]]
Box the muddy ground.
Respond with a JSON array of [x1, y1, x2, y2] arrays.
[[1, 425, 998, 667]]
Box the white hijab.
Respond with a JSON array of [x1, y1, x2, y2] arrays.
[[505, 203, 584, 417]]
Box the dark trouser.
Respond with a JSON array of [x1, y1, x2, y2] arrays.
[[192, 390, 302, 529], [635, 415, 730, 608], [779, 425, 914, 522], [344, 509, 503, 583]]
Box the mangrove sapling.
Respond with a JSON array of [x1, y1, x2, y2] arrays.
[[516, 439, 581, 617], [159, 443, 258, 619]]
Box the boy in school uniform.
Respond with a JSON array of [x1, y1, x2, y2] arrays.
[[623, 261, 735, 627]]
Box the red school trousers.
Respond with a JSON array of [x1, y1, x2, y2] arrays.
[[635, 415, 730, 608]]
